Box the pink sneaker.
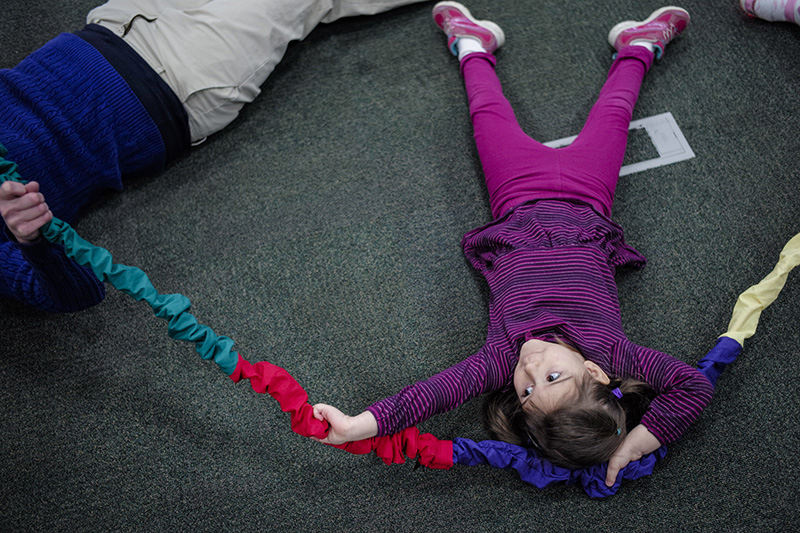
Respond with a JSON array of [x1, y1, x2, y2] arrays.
[[740, 0, 800, 24], [432, 2, 505, 57], [608, 6, 690, 59]]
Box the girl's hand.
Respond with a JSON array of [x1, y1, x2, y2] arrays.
[[605, 424, 661, 487], [311, 404, 378, 445], [0, 181, 53, 243]]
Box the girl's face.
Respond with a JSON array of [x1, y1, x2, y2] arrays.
[[513, 339, 609, 412]]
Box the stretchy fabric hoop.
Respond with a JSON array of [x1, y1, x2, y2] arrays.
[[2, 145, 794, 497]]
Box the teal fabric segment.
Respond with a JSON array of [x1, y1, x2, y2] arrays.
[[41, 218, 240, 375], [0, 145, 239, 375], [0, 144, 23, 182]]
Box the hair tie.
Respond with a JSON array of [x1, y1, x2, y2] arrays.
[[611, 387, 623, 399], [616, 427, 622, 436]]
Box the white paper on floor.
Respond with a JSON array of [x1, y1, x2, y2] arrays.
[[543, 111, 695, 176]]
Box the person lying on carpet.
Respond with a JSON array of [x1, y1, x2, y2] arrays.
[[0, 0, 425, 312], [312, 2, 714, 488]]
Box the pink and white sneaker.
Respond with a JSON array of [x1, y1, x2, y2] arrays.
[[432, 1, 505, 57], [608, 6, 690, 59], [740, 0, 800, 24]]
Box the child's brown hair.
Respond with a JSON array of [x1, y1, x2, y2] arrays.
[[485, 373, 656, 469]]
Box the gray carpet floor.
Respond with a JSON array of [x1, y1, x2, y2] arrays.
[[2, 0, 799, 531]]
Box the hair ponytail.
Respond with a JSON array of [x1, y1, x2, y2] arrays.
[[604, 377, 657, 432]]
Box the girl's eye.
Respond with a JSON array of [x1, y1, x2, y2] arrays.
[[523, 385, 534, 397], [546, 372, 561, 382]]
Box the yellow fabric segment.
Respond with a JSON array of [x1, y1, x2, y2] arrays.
[[723, 233, 800, 345]]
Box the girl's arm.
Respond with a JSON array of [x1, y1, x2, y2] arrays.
[[615, 339, 714, 445], [315, 342, 514, 441], [606, 340, 711, 486]]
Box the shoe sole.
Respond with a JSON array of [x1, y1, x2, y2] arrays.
[[607, 5, 690, 48], [432, 1, 506, 49]]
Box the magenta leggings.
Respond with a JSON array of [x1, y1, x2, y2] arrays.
[[463, 45, 654, 219]]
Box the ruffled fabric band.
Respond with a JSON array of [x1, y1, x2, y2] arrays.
[[4, 146, 795, 497]]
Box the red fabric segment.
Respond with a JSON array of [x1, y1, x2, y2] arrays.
[[332, 428, 453, 470], [229, 354, 453, 469], [230, 354, 328, 439]]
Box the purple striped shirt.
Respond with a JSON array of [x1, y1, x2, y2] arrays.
[[367, 200, 713, 444]]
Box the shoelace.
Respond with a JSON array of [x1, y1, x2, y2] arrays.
[[659, 22, 679, 43]]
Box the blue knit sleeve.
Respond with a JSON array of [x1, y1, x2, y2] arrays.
[[0, 233, 105, 312]]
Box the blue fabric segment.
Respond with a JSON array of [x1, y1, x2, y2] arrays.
[[696, 336, 742, 387], [453, 336, 744, 496], [453, 438, 668, 498]]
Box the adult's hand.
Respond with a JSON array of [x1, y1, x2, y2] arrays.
[[0, 181, 53, 243]]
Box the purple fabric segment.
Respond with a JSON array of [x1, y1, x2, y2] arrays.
[[452, 437, 668, 498], [695, 336, 743, 387], [450, 337, 742, 498], [463, 46, 653, 220]]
